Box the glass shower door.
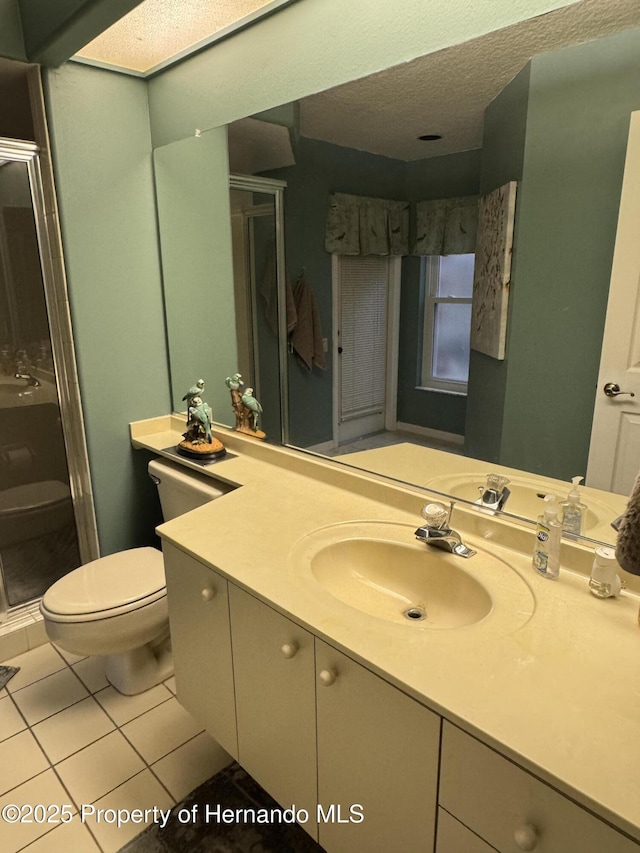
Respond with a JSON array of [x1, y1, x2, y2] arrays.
[[0, 141, 84, 618]]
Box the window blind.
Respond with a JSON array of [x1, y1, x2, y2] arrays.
[[338, 256, 389, 421]]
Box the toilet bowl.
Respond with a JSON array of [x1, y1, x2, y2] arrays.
[[40, 458, 232, 695], [0, 480, 74, 548]]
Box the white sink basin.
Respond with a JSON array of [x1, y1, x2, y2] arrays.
[[290, 521, 534, 632]]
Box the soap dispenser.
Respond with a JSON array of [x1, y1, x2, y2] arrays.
[[533, 494, 561, 580], [589, 547, 622, 599], [561, 476, 587, 536]]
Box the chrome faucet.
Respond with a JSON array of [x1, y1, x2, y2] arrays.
[[476, 474, 510, 512], [15, 372, 40, 387], [414, 501, 476, 559]]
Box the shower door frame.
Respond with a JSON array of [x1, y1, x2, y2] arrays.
[[0, 137, 98, 621]]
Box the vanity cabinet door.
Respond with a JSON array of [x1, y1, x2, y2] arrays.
[[229, 585, 318, 839], [440, 722, 639, 853], [435, 808, 497, 853], [163, 542, 238, 759], [315, 639, 440, 853]]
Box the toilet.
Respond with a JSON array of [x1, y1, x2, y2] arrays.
[[40, 458, 232, 695]]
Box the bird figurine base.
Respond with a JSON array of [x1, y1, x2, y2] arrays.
[[177, 437, 226, 460], [233, 425, 266, 441]]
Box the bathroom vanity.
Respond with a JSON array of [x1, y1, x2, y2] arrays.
[[132, 416, 640, 853]]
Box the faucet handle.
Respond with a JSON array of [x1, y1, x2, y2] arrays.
[[421, 501, 452, 529]]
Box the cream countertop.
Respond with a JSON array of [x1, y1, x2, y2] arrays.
[[132, 416, 640, 844], [340, 442, 628, 545]]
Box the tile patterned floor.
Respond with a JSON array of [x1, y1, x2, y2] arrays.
[[0, 644, 231, 853]]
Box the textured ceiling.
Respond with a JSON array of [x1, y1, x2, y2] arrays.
[[75, 0, 278, 72], [297, 0, 640, 161]]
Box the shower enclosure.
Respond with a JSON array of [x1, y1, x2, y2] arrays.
[[229, 174, 288, 442], [0, 138, 97, 622]]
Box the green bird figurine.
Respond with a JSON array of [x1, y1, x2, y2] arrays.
[[241, 387, 263, 431], [182, 378, 205, 404]]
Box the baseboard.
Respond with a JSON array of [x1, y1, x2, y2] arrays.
[[395, 422, 464, 446], [0, 606, 47, 663], [303, 440, 337, 454]]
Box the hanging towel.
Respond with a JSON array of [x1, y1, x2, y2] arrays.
[[260, 246, 297, 336], [615, 472, 640, 575], [291, 279, 326, 371]]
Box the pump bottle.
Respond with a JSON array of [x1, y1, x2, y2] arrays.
[[561, 476, 587, 536], [533, 494, 561, 579]]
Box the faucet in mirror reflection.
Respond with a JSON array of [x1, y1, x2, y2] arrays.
[[476, 474, 510, 512]]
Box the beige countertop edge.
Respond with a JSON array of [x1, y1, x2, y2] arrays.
[[132, 416, 640, 843]]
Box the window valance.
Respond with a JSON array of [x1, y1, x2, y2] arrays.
[[413, 195, 479, 256], [325, 192, 410, 256]]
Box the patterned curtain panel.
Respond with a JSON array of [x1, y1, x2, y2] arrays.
[[325, 192, 410, 256], [413, 195, 479, 256]]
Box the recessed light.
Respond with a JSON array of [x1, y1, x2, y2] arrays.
[[418, 134, 442, 141]]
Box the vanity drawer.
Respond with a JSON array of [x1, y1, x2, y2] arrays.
[[439, 722, 638, 853]]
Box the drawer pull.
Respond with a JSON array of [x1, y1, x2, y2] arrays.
[[201, 587, 216, 601], [281, 643, 298, 659], [514, 823, 538, 851], [319, 669, 337, 686]]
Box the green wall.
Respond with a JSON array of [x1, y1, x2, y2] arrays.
[[498, 27, 640, 479], [0, 0, 26, 60], [44, 62, 170, 555], [464, 64, 531, 463], [154, 128, 238, 421]]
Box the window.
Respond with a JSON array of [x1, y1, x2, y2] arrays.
[[420, 254, 474, 393]]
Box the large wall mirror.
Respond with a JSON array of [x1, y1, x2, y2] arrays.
[[155, 8, 640, 548]]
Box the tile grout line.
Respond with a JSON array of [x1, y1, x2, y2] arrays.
[[0, 646, 207, 853]]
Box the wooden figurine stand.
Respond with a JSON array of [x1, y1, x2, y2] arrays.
[[229, 388, 266, 439]]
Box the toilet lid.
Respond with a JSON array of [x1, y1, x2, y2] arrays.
[[0, 481, 71, 515], [42, 547, 166, 616]]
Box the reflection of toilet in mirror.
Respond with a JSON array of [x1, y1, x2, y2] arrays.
[[40, 458, 232, 695]]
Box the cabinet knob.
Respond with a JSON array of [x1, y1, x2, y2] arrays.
[[201, 587, 216, 601], [319, 668, 337, 686], [281, 642, 298, 659], [514, 823, 538, 851]]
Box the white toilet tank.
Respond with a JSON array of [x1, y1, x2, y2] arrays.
[[148, 458, 234, 520]]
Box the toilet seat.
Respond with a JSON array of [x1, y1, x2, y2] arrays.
[[41, 547, 166, 623], [0, 480, 71, 515]]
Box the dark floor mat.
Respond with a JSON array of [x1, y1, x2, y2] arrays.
[[118, 763, 324, 853]]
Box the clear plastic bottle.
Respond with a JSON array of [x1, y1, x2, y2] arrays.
[[533, 494, 561, 579], [589, 547, 622, 598], [561, 476, 587, 536]]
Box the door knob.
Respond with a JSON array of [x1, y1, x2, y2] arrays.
[[604, 382, 635, 398]]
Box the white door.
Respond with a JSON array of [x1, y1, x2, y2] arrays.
[[332, 255, 399, 445], [587, 111, 640, 495]]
